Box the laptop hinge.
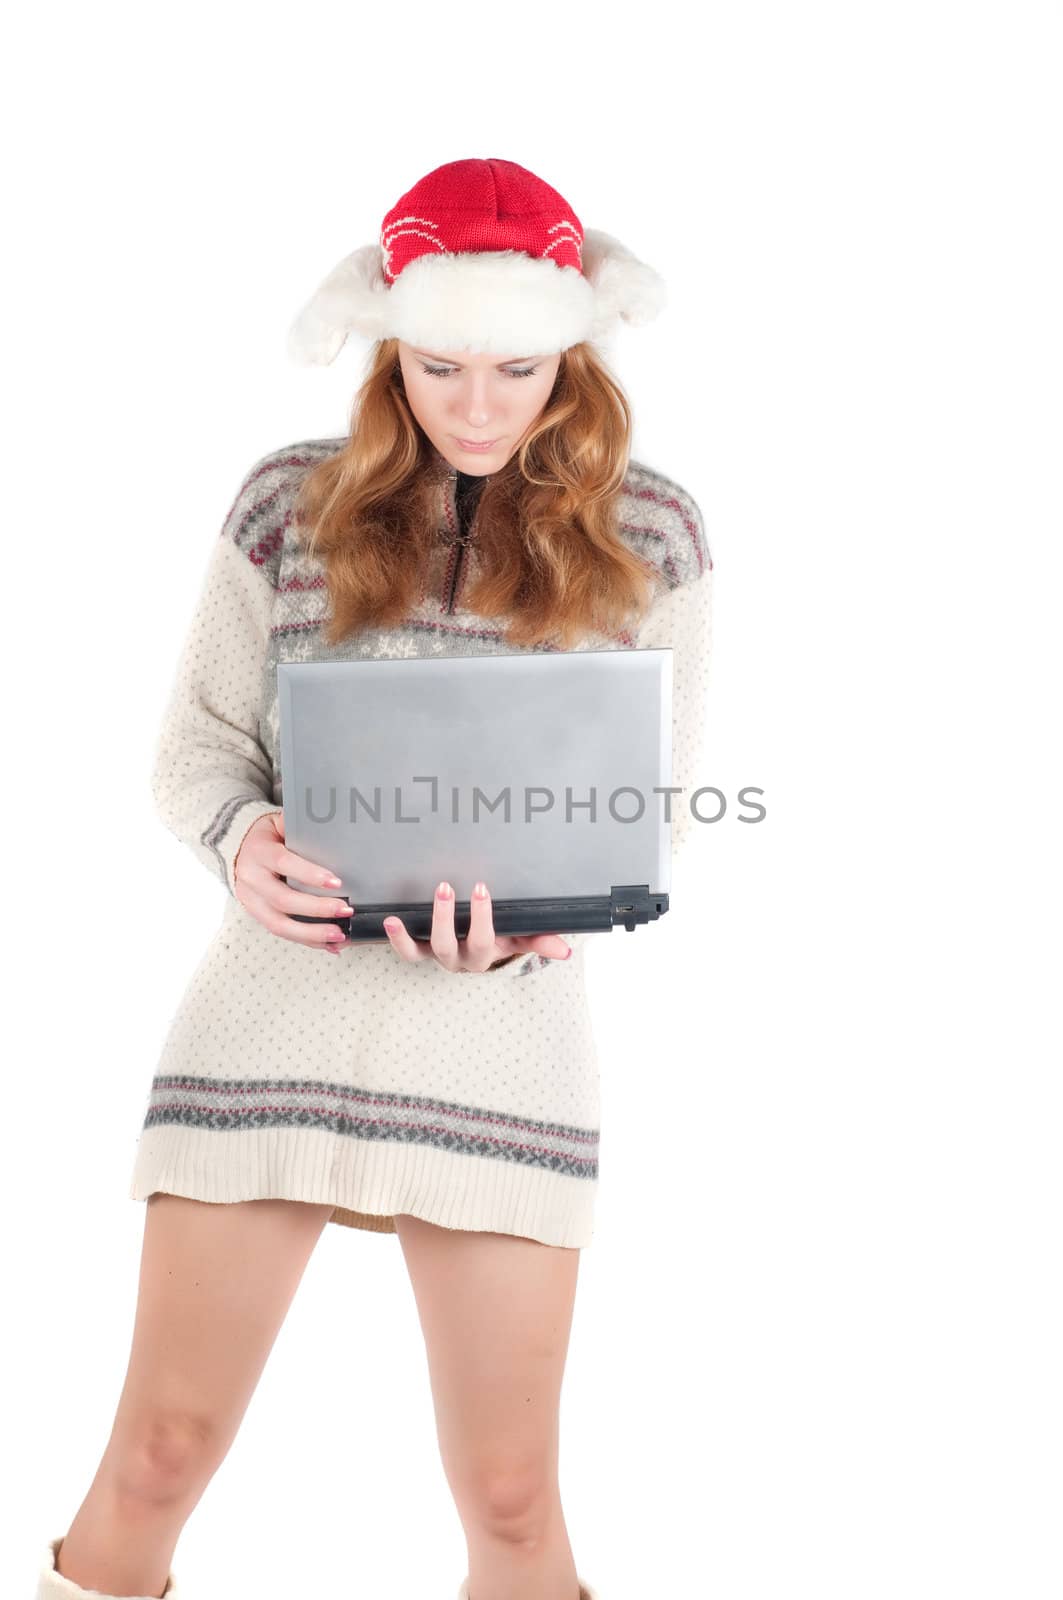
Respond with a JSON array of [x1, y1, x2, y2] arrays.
[[609, 884, 670, 932]]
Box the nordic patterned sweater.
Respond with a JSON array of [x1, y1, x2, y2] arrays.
[[149, 437, 714, 975]]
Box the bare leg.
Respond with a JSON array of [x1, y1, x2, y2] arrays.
[[393, 1213, 582, 1600], [55, 1193, 334, 1597]]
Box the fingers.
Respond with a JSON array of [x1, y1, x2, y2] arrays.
[[381, 915, 433, 963], [383, 882, 491, 971], [520, 933, 573, 961], [490, 929, 571, 963], [380, 882, 570, 973], [236, 880, 350, 953], [236, 860, 353, 943], [234, 825, 354, 953], [464, 884, 570, 964], [428, 880, 499, 972], [238, 814, 344, 894], [428, 881, 463, 971], [262, 878, 354, 922], [268, 839, 350, 896], [464, 880, 500, 969]]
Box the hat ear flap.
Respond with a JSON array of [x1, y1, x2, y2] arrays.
[[581, 227, 668, 338], [286, 244, 391, 365]]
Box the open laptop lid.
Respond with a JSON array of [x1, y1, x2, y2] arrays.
[[277, 649, 673, 940]]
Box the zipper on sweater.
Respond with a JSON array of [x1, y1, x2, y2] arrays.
[[441, 465, 486, 616], [445, 538, 466, 614]]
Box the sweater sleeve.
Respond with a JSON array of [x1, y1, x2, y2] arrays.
[[634, 550, 714, 863], [149, 479, 284, 897]]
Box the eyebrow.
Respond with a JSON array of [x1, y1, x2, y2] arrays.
[[412, 349, 539, 366]]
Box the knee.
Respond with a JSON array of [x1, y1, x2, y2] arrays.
[[108, 1410, 221, 1508], [458, 1461, 557, 1546]]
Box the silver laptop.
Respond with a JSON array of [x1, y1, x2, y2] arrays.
[[276, 649, 674, 941]]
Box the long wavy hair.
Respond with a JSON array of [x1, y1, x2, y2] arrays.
[[292, 338, 659, 650]]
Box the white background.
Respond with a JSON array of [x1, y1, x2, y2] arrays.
[[4, 3, 1060, 1597]]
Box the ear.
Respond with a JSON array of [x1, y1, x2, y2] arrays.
[[581, 228, 668, 338], [286, 244, 391, 365]]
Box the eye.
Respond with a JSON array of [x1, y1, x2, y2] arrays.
[[418, 363, 541, 379]]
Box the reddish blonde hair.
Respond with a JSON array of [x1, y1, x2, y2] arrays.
[[293, 338, 658, 650]]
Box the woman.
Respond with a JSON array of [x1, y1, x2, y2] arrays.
[[37, 158, 713, 1600]]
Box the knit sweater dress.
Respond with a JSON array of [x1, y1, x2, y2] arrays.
[[129, 438, 713, 1248]]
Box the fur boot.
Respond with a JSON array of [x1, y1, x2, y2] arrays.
[[36, 1536, 178, 1599], [455, 1576, 597, 1600]]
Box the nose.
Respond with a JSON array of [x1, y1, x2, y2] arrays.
[[459, 372, 494, 430]]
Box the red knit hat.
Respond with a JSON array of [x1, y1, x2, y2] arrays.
[[287, 157, 667, 365]]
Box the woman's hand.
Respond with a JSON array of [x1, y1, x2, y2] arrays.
[[383, 880, 572, 974], [233, 812, 354, 954]]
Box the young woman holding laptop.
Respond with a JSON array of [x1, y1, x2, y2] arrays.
[[38, 157, 712, 1600]]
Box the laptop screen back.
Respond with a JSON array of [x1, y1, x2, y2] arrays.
[[277, 649, 673, 903]]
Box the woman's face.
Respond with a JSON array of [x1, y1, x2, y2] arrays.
[[396, 341, 562, 475]]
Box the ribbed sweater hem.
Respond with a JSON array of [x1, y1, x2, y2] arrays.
[[129, 1123, 595, 1249]]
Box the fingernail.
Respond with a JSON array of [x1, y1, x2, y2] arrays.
[[473, 882, 488, 899], [325, 874, 342, 886], [436, 881, 452, 899], [383, 918, 398, 931]]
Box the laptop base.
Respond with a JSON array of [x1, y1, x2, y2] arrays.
[[287, 884, 669, 941]]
